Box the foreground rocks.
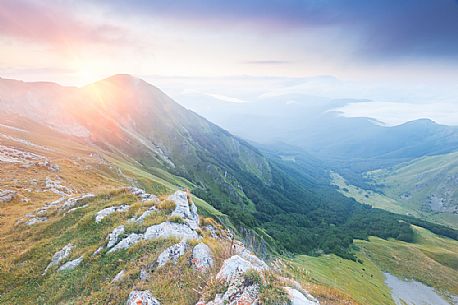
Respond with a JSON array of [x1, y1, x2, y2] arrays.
[[95, 204, 130, 223], [126, 290, 161, 305], [106, 225, 125, 249], [156, 241, 188, 268], [285, 287, 320, 305], [0, 189, 16, 203], [217, 255, 268, 282], [43, 243, 74, 275], [191, 243, 214, 272], [58, 256, 83, 271], [144, 221, 199, 241], [169, 190, 199, 229]]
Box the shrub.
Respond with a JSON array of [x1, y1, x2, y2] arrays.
[[259, 286, 291, 305], [202, 277, 228, 302], [168, 215, 186, 224], [244, 269, 262, 286], [157, 199, 176, 210]]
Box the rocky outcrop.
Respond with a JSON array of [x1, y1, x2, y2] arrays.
[[0, 189, 16, 203], [45, 177, 72, 196], [144, 221, 199, 241], [108, 233, 143, 253], [217, 255, 268, 282], [61, 193, 95, 211], [169, 190, 199, 229], [131, 206, 157, 223], [207, 274, 260, 305], [156, 241, 188, 268], [191, 243, 214, 272], [95, 204, 130, 223], [43, 243, 74, 275], [25, 216, 48, 226], [58, 256, 83, 271], [285, 287, 320, 305], [106, 225, 125, 249], [129, 187, 158, 202], [126, 290, 161, 305], [108, 221, 199, 254]]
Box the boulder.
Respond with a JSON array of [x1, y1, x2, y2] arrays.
[[156, 241, 188, 267], [205, 267, 260, 305], [43, 243, 74, 275], [169, 190, 199, 229], [58, 256, 83, 271], [191, 243, 214, 272], [144, 221, 199, 241], [126, 290, 161, 305], [95, 204, 130, 223], [284, 287, 320, 305], [217, 255, 268, 282], [0, 190, 16, 203], [108, 233, 143, 253], [107, 225, 125, 249]]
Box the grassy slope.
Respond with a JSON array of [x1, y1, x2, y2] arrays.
[[285, 252, 394, 305], [285, 225, 458, 305], [366, 152, 458, 229], [0, 189, 231, 305], [356, 226, 458, 298], [331, 172, 458, 230]]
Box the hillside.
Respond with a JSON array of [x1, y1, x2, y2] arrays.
[[366, 152, 458, 228], [1, 75, 458, 304]]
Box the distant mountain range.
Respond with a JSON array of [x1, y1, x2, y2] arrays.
[[179, 95, 458, 173], [2, 75, 451, 260]]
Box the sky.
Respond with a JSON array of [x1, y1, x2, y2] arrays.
[[1, 0, 458, 125]]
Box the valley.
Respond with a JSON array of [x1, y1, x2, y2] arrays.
[[0, 76, 457, 305]]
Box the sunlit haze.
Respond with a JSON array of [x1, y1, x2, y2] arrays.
[[1, 0, 458, 124]]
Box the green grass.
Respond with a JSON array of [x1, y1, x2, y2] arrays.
[[331, 171, 458, 230], [285, 252, 394, 305], [331, 172, 411, 216], [356, 226, 458, 297], [365, 152, 458, 230], [285, 225, 458, 305]]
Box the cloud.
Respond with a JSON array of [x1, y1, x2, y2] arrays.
[[334, 102, 458, 126], [205, 93, 248, 103], [0, 0, 125, 45], [242, 60, 290, 65], [97, 0, 458, 59]]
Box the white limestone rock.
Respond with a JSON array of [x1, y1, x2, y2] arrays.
[[126, 290, 161, 305], [61, 193, 95, 211], [58, 256, 83, 271], [191, 243, 214, 272], [0, 190, 16, 203], [205, 267, 260, 305], [106, 225, 125, 249], [43, 243, 74, 275], [108, 233, 143, 253], [95, 204, 130, 223], [285, 287, 320, 305], [156, 241, 188, 268], [144, 221, 198, 241], [25, 217, 47, 226], [112, 269, 126, 283], [129, 187, 158, 202], [169, 190, 199, 229], [217, 255, 268, 282], [133, 206, 157, 223]]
